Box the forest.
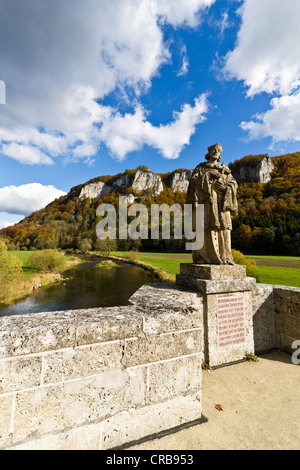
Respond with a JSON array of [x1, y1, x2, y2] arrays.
[[0, 153, 299, 256]]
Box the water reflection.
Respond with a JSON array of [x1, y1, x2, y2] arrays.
[[0, 261, 157, 317]]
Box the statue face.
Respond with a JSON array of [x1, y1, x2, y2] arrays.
[[208, 147, 221, 162]]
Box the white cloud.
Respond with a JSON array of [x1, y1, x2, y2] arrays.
[[177, 45, 190, 77], [241, 93, 300, 143], [224, 0, 300, 97], [0, 0, 214, 164], [223, 0, 300, 145], [100, 94, 209, 160], [1, 143, 54, 166], [0, 183, 66, 216], [215, 11, 231, 40]]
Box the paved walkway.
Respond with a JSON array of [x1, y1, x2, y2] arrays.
[[129, 351, 300, 450]]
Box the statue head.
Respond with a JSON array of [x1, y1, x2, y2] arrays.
[[205, 143, 223, 162]]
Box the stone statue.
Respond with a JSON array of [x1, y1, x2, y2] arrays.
[[186, 143, 238, 265]]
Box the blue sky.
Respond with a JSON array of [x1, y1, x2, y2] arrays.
[[0, 0, 300, 228]]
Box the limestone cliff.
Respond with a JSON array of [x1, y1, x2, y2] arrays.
[[169, 171, 192, 193], [231, 155, 274, 184], [132, 170, 164, 196], [79, 182, 113, 200]]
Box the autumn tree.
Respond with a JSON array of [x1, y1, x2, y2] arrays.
[[0, 239, 24, 305]]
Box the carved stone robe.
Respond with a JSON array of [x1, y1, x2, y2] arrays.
[[186, 162, 238, 265]]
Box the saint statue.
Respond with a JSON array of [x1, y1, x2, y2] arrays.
[[186, 143, 238, 265]]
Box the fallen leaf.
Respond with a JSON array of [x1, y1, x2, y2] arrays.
[[215, 404, 225, 412]]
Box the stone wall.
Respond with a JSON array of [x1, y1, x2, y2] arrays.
[[0, 281, 299, 450], [0, 284, 204, 450], [273, 286, 300, 354]]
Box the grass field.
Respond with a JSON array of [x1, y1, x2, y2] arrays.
[[112, 252, 300, 288], [9, 250, 300, 289]]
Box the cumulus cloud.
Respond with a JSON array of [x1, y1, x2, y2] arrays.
[[222, 0, 300, 144], [100, 94, 209, 160], [0, 183, 66, 216], [241, 93, 300, 143], [224, 0, 300, 97], [0, 0, 214, 164]]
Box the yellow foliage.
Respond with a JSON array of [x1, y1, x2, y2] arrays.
[[0, 239, 24, 305]]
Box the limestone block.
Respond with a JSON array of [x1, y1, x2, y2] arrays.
[[0, 356, 42, 394], [252, 284, 275, 354], [74, 307, 144, 346], [176, 274, 256, 294], [125, 330, 202, 368], [280, 334, 298, 355], [12, 367, 147, 445], [10, 422, 101, 450], [0, 395, 13, 448], [42, 341, 123, 384], [101, 391, 202, 450], [0, 311, 76, 358], [273, 286, 300, 304], [129, 283, 203, 335], [147, 355, 202, 404], [275, 314, 300, 341], [179, 263, 246, 280], [290, 301, 300, 319]]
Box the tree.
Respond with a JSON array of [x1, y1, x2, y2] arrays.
[[78, 239, 92, 254], [94, 238, 117, 256], [27, 250, 67, 273], [0, 239, 24, 305]]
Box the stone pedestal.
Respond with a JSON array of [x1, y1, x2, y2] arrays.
[[177, 264, 256, 368]]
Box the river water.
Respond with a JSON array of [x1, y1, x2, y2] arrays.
[[0, 261, 157, 317]]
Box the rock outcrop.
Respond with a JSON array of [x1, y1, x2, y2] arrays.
[[232, 156, 274, 184], [169, 171, 192, 193], [79, 182, 113, 200], [132, 170, 164, 196]]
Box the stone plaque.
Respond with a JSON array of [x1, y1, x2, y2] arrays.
[[217, 296, 246, 348]]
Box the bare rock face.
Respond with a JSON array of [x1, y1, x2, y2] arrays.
[[233, 156, 274, 184], [79, 182, 113, 200], [112, 174, 130, 188], [169, 171, 192, 193], [132, 170, 164, 196]]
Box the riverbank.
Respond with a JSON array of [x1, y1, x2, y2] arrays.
[[94, 252, 175, 283], [1, 251, 82, 308]]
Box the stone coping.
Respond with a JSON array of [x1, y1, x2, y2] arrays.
[[0, 283, 203, 359], [179, 263, 247, 280]]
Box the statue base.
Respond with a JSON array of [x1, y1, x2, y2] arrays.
[[176, 263, 256, 368]]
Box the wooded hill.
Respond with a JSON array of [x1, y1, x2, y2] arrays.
[[1, 153, 299, 255]]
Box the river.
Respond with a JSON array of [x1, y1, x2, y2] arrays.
[[0, 261, 157, 317]]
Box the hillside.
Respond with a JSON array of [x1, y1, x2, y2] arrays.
[[1, 153, 299, 255]]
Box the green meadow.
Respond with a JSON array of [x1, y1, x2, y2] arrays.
[[9, 250, 300, 289], [113, 252, 300, 288]]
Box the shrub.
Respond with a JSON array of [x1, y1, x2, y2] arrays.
[[78, 239, 92, 254], [94, 238, 117, 256], [27, 250, 67, 273], [0, 239, 24, 305], [232, 249, 258, 280]]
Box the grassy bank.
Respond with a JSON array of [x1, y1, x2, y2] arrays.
[[4, 250, 82, 305], [110, 252, 300, 288]]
